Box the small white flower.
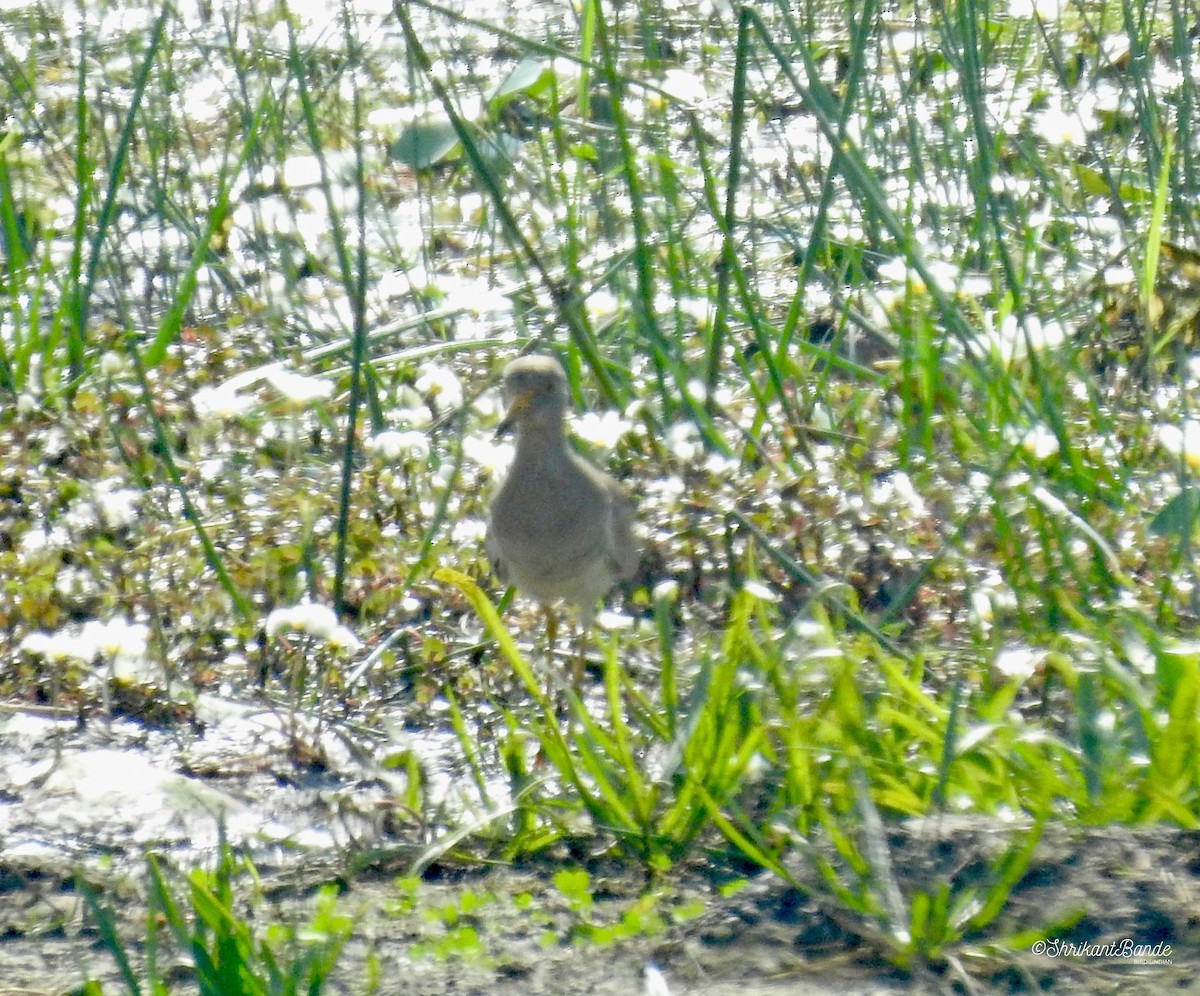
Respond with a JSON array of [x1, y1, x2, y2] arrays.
[[463, 434, 513, 476], [367, 429, 431, 461], [573, 410, 632, 450], [280, 153, 323, 188], [19, 618, 147, 666], [652, 579, 680, 602], [265, 602, 356, 650], [98, 351, 130, 377], [81, 618, 150, 665], [878, 256, 959, 296], [874, 471, 927, 515], [1032, 94, 1097, 147], [1157, 420, 1200, 470], [656, 69, 707, 106], [458, 192, 483, 223], [973, 313, 1068, 366], [676, 296, 712, 327], [994, 644, 1045, 680], [665, 422, 702, 462], [596, 610, 635, 630], [55, 565, 96, 600], [20, 529, 49, 556], [1008, 0, 1066, 19], [328, 625, 363, 653], [743, 579, 779, 602], [969, 590, 994, 626], [263, 367, 333, 405], [683, 379, 708, 405], [415, 364, 463, 408], [643, 963, 672, 996], [95, 481, 141, 530], [451, 518, 488, 545], [1020, 424, 1061, 461], [194, 382, 257, 419], [20, 630, 89, 663], [585, 289, 621, 324]]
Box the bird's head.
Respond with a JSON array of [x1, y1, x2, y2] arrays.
[[495, 355, 570, 437]]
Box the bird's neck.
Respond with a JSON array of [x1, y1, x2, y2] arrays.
[[512, 425, 568, 469]]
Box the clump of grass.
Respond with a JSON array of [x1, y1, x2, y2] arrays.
[[77, 829, 358, 995]]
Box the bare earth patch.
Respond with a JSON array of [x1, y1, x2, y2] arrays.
[[1, 819, 1196, 994]]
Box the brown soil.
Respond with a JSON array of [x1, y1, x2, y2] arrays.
[[1, 818, 1197, 995]]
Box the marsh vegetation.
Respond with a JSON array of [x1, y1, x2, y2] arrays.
[[1, 0, 1199, 991]]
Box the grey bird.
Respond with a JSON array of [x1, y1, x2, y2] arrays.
[[486, 355, 639, 644]]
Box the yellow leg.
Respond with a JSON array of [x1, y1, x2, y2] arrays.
[[569, 616, 590, 687]]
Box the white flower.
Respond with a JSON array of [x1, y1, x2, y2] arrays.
[[98, 351, 130, 376], [1020, 424, 1061, 461], [683, 379, 708, 405], [20, 629, 94, 663], [367, 429, 431, 461], [743, 580, 779, 602], [1032, 95, 1097, 148], [878, 256, 960, 296], [266, 602, 337, 639], [1008, 0, 1066, 19], [328, 625, 363, 652], [464, 434, 513, 476], [94, 481, 141, 530], [873, 471, 927, 515], [1157, 420, 1200, 470], [264, 602, 358, 652], [451, 518, 488, 545], [20, 529, 49, 555], [596, 610, 635, 630], [994, 645, 1045, 680], [665, 422, 702, 462], [676, 296, 712, 327], [20, 617, 148, 668], [263, 367, 333, 405], [81, 618, 150, 663], [652, 579, 680, 602], [969, 590, 994, 626], [655, 68, 708, 106], [972, 314, 1068, 366], [194, 382, 256, 419], [415, 364, 463, 408], [643, 963, 671, 996], [585, 289, 621, 324], [573, 410, 632, 450], [280, 153, 323, 188]]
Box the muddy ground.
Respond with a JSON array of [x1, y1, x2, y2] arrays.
[[1, 819, 1196, 995]]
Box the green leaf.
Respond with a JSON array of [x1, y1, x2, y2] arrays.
[[1072, 162, 1149, 204], [1149, 487, 1200, 539], [490, 57, 556, 114], [391, 116, 462, 169]]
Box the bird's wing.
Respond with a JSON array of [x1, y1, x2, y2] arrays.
[[605, 484, 640, 579], [485, 522, 509, 584]]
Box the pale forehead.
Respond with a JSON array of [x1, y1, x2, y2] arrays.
[[503, 355, 567, 388]]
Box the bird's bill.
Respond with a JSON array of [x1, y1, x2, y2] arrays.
[[495, 390, 535, 437]]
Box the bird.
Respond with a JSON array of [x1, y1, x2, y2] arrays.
[[486, 354, 639, 656]]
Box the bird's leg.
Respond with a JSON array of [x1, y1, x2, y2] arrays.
[[540, 603, 575, 720], [570, 617, 587, 688]]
